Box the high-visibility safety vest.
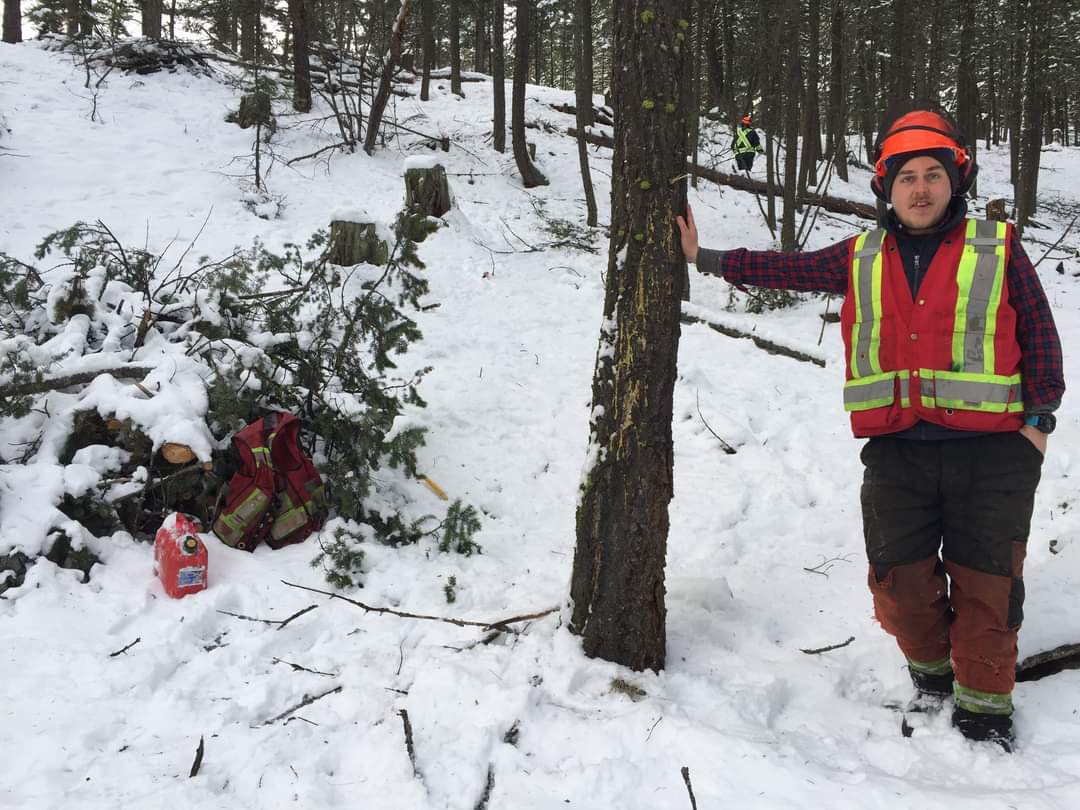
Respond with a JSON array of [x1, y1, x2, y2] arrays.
[[839, 218, 1024, 437], [212, 412, 326, 551], [734, 126, 759, 155]]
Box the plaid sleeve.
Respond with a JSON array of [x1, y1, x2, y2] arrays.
[[1007, 228, 1065, 411], [696, 238, 851, 294]]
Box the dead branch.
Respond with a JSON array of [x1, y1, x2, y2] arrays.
[[189, 736, 204, 778], [1033, 213, 1080, 269], [0, 366, 155, 399], [681, 313, 827, 367], [281, 579, 558, 631], [108, 637, 141, 657], [800, 636, 855, 655], [695, 390, 737, 454], [277, 603, 320, 630], [272, 657, 337, 677], [400, 708, 421, 778], [261, 685, 343, 726], [473, 765, 495, 810], [802, 553, 854, 578], [216, 603, 319, 629], [681, 766, 698, 810]]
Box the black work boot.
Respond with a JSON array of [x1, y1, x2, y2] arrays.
[[952, 707, 1015, 753], [909, 666, 954, 704]]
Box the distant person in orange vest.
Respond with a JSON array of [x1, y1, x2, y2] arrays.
[[677, 108, 1065, 752], [733, 114, 764, 172]]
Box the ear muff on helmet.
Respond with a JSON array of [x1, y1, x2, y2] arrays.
[[870, 110, 977, 201]]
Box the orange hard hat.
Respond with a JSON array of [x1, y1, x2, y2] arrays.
[[871, 109, 976, 201]]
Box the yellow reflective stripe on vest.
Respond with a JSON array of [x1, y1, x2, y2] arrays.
[[735, 127, 755, 154], [849, 229, 886, 380]]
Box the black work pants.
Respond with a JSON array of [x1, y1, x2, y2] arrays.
[[735, 152, 755, 171], [860, 432, 1043, 696]]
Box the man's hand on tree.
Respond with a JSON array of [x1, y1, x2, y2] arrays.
[[675, 204, 698, 264]]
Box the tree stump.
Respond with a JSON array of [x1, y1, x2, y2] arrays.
[[229, 89, 275, 131], [986, 198, 1008, 222], [404, 165, 452, 218], [327, 221, 390, 266]]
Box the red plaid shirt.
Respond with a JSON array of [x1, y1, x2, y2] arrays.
[[697, 227, 1065, 411]]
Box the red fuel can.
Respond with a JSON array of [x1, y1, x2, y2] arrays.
[[154, 512, 208, 598]]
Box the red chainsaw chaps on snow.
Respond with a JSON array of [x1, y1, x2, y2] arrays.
[[212, 412, 326, 552]]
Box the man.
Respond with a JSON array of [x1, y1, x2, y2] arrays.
[[733, 114, 764, 172], [676, 109, 1065, 752]]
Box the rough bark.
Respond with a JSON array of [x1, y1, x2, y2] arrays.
[[327, 221, 389, 266], [404, 165, 452, 218], [287, 0, 312, 112], [492, 0, 506, 152], [1016, 0, 1046, 233], [574, 0, 597, 226], [141, 0, 162, 39], [420, 0, 433, 101], [956, 0, 978, 197], [2, 0, 21, 43], [780, 0, 801, 251], [570, 0, 692, 673], [449, 0, 463, 96], [511, 0, 548, 187], [364, 0, 413, 156], [826, 0, 847, 182]]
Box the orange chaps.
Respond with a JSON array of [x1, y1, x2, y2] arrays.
[[860, 433, 1042, 696], [869, 551, 1026, 694]]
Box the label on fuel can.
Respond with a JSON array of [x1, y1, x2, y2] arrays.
[[178, 566, 206, 588]]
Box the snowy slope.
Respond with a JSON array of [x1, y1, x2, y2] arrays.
[[3, 39, 1080, 810]]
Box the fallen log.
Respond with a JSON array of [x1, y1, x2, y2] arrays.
[[568, 127, 878, 222], [681, 312, 827, 368], [0, 366, 155, 400]]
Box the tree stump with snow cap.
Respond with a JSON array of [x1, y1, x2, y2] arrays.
[[404, 162, 452, 218], [327, 221, 389, 266], [986, 198, 1008, 222]]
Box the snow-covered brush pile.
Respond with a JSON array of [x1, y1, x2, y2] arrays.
[[38, 34, 217, 77], [0, 214, 480, 593]]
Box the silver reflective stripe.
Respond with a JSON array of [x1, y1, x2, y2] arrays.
[[853, 229, 885, 379], [844, 376, 894, 406], [935, 378, 1013, 405], [959, 219, 1004, 372]]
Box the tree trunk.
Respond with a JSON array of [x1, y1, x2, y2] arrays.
[[287, 0, 312, 112], [364, 0, 413, 155], [956, 0, 978, 197], [797, 0, 821, 194], [1007, 0, 1027, 189], [574, 0, 597, 226], [511, 0, 548, 187], [887, 0, 912, 109], [239, 0, 261, 62], [827, 0, 847, 183], [780, 0, 801, 251], [473, 0, 488, 73], [2, 0, 21, 43], [1017, 1, 1046, 233], [420, 0, 433, 101], [570, 0, 692, 674], [449, 0, 463, 96], [141, 0, 162, 38], [492, 0, 506, 152]]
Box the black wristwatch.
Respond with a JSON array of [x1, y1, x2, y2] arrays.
[[1024, 413, 1057, 435]]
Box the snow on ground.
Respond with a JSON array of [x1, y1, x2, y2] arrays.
[[3, 39, 1080, 810]]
